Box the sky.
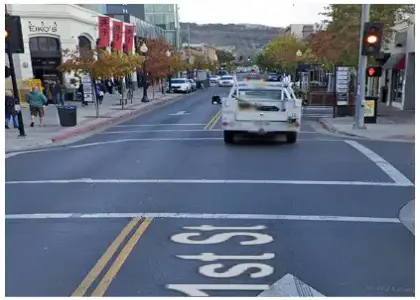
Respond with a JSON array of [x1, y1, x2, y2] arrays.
[[178, 1, 329, 27]]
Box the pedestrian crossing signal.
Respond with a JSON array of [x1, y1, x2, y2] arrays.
[[366, 66, 382, 78], [5, 65, 10, 78]]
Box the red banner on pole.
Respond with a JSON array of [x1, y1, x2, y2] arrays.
[[124, 25, 134, 53], [112, 21, 123, 51], [98, 16, 110, 48]]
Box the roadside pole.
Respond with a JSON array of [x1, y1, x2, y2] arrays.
[[354, 4, 370, 129]]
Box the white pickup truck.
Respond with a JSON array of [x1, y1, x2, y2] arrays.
[[211, 79, 302, 144]]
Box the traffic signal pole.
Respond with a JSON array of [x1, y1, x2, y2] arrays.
[[6, 26, 26, 137], [354, 4, 370, 130]]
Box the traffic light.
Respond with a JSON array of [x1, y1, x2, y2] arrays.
[[366, 66, 382, 78], [5, 14, 24, 53], [362, 22, 383, 56]]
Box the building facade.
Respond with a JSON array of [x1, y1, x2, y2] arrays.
[[5, 4, 140, 87], [284, 24, 315, 40], [91, 4, 180, 50], [381, 15, 415, 110], [182, 43, 218, 63]]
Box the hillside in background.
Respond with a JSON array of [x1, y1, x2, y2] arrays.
[[180, 23, 284, 57]]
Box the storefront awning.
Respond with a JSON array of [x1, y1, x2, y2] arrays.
[[383, 53, 406, 70]]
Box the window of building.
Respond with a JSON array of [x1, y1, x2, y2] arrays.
[[153, 4, 164, 13], [29, 37, 39, 51], [144, 4, 154, 13], [163, 5, 174, 13], [154, 14, 165, 25], [38, 37, 50, 51], [165, 31, 176, 46], [145, 14, 154, 24], [165, 14, 175, 29]]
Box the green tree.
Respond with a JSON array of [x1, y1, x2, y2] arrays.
[[259, 35, 308, 73], [216, 49, 235, 64], [317, 4, 415, 66]]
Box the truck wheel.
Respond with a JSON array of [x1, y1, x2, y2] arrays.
[[286, 132, 297, 144], [223, 131, 235, 144]]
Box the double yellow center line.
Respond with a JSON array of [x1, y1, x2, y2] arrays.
[[204, 109, 221, 130], [71, 217, 153, 297]]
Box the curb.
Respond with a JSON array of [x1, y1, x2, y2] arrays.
[[318, 118, 415, 143], [399, 200, 415, 235], [318, 118, 360, 138], [51, 95, 180, 143]]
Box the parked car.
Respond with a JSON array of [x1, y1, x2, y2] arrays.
[[209, 75, 220, 86], [218, 75, 234, 87], [188, 79, 197, 91], [170, 78, 192, 93]]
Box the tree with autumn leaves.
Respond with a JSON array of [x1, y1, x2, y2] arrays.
[[257, 4, 415, 70], [309, 4, 415, 67], [59, 47, 144, 115]]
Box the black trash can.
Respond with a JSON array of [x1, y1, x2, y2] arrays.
[[57, 106, 77, 127]]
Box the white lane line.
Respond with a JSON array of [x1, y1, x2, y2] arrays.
[[98, 130, 319, 134], [64, 137, 343, 149], [99, 129, 220, 134], [5, 212, 401, 224], [5, 152, 23, 159], [5, 178, 411, 187], [115, 124, 206, 127], [345, 140, 413, 186]]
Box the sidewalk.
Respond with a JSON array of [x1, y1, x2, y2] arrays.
[[5, 89, 181, 152], [319, 103, 415, 142]]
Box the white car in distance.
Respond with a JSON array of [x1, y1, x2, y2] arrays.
[[218, 75, 234, 87], [170, 78, 192, 93]]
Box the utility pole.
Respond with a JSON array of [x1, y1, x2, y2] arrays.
[[187, 23, 191, 64], [354, 4, 370, 129]]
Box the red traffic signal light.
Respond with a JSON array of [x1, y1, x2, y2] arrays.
[[366, 66, 382, 78], [366, 35, 378, 44], [362, 22, 383, 56]]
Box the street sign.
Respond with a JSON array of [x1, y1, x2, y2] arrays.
[[366, 66, 382, 77], [258, 273, 325, 297]]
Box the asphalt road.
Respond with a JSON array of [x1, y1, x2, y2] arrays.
[[5, 87, 415, 297]]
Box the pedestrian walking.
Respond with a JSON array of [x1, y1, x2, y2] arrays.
[[26, 86, 47, 127], [95, 83, 104, 104], [5, 89, 19, 129], [53, 80, 65, 106], [78, 83, 88, 107]]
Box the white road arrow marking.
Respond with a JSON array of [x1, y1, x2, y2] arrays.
[[176, 252, 275, 262], [170, 111, 189, 116], [258, 273, 324, 297], [183, 225, 267, 231]]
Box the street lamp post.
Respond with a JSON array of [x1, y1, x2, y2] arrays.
[[140, 42, 149, 102], [295, 50, 302, 89], [166, 50, 172, 94]]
